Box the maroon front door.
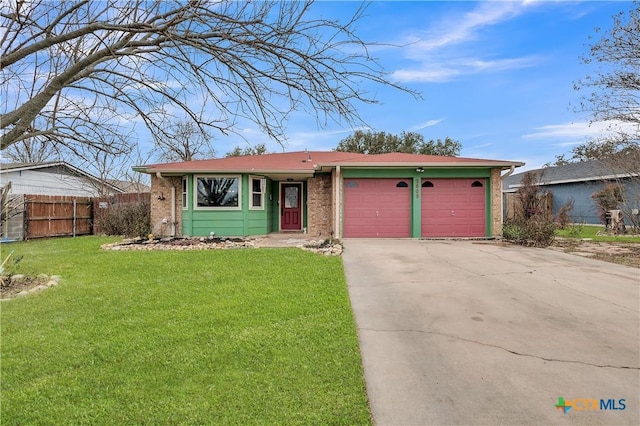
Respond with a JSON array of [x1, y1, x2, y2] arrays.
[[281, 183, 302, 230]]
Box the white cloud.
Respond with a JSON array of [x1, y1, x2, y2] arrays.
[[393, 56, 539, 83], [405, 2, 522, 54], [521, 120, 636, 140], [392, 67, 460, 83], [409, 118, 445, 131], [391, 2, 540, 83]]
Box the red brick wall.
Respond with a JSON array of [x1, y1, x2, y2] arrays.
[[307, 173, 333, 237], [150, 175, 182, 236]]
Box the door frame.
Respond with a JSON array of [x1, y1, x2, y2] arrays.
[[279, 181, 304, 231]]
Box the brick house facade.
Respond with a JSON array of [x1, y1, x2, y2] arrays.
[[149, 174, 182, 236], [135, 151, 523, 239]]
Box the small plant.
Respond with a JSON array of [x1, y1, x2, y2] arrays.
[[555, 198, 575, 229], [566, 222, 584, 238]]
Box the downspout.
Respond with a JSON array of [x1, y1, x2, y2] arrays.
[[502, 165, 516, 179], [334, 165, 341, 239], [170, 186, 176, 236]]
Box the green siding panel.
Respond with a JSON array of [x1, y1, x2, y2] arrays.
[[180, 174, 272, 237]]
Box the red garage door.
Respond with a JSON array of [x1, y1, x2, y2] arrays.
[[344, 179, 411, 238], [421, 178, 486, 237]]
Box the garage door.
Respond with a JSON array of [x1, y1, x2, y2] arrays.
[[344, 179, 411, 238], [421, 178, 486, 237]]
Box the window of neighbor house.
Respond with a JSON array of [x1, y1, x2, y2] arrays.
[[250, 177, 266, 210], [195, 176, 241, 209], [182, 177, 188, 209]]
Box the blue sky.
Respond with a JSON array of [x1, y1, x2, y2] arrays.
[[217, 1, 633, 171]]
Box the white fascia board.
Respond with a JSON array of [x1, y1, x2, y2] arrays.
[[508, 173, 638, 188]]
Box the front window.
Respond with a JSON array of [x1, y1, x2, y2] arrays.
[[196, 176, 240, 209], [250, 177, 265, 210]]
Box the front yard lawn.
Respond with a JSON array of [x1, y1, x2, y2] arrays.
[[1, 237, 371, 425], [556, 224, 640, 243]]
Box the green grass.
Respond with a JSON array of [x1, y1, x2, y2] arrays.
[[1, 237, 371, 425], [555, 224, 640, 243]]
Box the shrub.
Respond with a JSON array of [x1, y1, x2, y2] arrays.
[[97, 201, 151, 237], [503, 171, 556, 247], [555, 198, 575, 229], [591, 183, 624, 225], [566, 222, 584, 238], [503, 217, 556, 247]]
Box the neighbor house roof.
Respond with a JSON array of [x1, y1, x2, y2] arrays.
[[503, 159, 639, 191], [134, 151, 524, 175], [1, 161, 125, 194]]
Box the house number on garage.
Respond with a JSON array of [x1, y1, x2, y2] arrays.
[[415, 179, 420, 198]]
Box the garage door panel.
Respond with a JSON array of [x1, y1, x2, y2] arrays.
[[344, 179, 411, 238], [421, 178, 486, 237]]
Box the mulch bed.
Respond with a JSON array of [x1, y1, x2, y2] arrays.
[[0, 275, 52, 299]]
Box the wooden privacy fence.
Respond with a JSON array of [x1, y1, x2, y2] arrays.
[[25, 195, 93, 239], [4, 193, 151, 240], [504, 192, 553, 220]]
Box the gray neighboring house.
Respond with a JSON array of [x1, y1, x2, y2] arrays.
[[502, 160, 640, 225], [0, 161, 125, 197], [0, 161, 127, 240]]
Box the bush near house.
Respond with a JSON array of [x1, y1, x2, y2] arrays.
[[503, 171, 556, 247], [95, 200, 151, 238]]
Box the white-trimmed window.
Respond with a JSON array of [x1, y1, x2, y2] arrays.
[[250, 176, 266, 210], [195, 175, 241, 209], [182, 176, 188, 209]]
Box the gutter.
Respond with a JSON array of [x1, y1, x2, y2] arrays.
[[318, 161, 525, 168], [137, 168, 316, 175], [501, 165, 516, 179]]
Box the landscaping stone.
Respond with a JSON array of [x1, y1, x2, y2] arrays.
[[1, 274, 61, 300], [101, 236, 343, 256], [10, 274, 25, 283]]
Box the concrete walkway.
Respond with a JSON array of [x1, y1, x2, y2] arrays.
[[252, 232, 326, 248], [342, 239, 639, 425]]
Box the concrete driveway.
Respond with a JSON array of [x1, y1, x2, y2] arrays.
[[342, 239, 639, 425]]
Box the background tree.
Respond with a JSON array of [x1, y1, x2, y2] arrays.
[[225, 143, 270, 158], [574, 2, 639, 157], [572, 3, 640, 229], [2, 138, 58, 164], [1, 1, 413, 157], [336, 130, 461, 156], [152, 120, 215, 162]]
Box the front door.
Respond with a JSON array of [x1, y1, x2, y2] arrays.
[[281, 183, 302, 230]]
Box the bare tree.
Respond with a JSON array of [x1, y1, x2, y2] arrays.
[[573, 3, 640, 230], [152, 120, 215, 162], [574, 3, 639, 154], [1, 1, 414, 156], [2, 138, 59, 163]]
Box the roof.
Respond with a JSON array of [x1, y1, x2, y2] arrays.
[[1, 161, 124, 193], [503, 159, 639, 191], [134, 151, 524, 175], [107, 179, 151, 193]]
